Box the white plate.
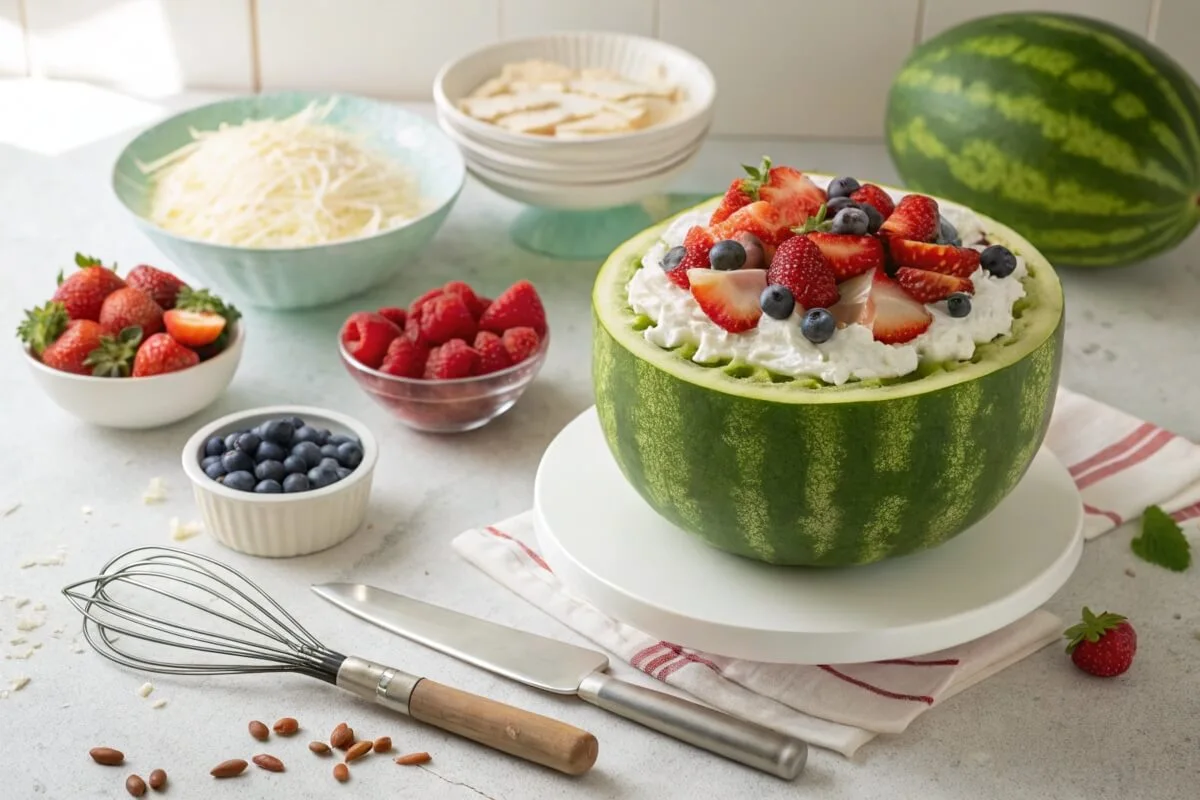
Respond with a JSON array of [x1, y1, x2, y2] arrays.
[[533, 407, 1084, 664]]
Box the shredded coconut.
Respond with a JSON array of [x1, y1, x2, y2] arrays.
[[152, 699, 168, 709], [142, 477, 167, 504], [10, 676, 29, 691], [169, 517, 204, 542], [81, 506, 93, 515], [137, 682, 155, 698]]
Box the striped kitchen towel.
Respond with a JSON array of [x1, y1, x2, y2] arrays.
[[451, 387, 1200, 757]]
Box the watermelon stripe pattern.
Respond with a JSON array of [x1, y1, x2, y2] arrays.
[[886, 12, 1200, 267], [593, 196, 1064, 567]]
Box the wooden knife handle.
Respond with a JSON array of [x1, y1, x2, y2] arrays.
[[408, 678, 598, 776]]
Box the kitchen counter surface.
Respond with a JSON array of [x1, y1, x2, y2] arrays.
[[1, 82, 1197, 800]]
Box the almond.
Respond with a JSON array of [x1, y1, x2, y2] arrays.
[[330, 723, 354, 750], [344, 741, 372, 763], [210, 759, 248, 778], [253, 754, 285, 773], [89, 747, 125, 766], [248, 720, 270, 741], [148, 769, 167, 790], [125, 774, 147, 797], [394, 751, 431, 766], [372, 736, 392, 754], [333, 763, 349, 783], [273, 717, 299, 736], [308, 741, 331, 754]]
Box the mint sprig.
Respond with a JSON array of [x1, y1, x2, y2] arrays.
[[1131, 504, 1191, 572]]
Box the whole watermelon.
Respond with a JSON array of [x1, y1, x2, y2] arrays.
[[886, 13, 1200, 267]]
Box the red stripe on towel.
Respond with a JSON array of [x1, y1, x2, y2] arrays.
[[1068, 422, 1157, 477], [631, 643, 667, 668], [485, 526, 553, 572], [641, 652, 679, 675], [818, 665, 935, 705], [1083, 504, 1124, 527], [1075, 429, 1175, 490], [1171, 500, 1200, 522]]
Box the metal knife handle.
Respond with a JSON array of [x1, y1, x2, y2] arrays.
[[577, 672, 806, 780]]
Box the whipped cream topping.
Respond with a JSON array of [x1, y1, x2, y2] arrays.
[[627, 195, 1028, 386]]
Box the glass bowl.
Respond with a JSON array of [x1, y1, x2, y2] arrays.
[[338, 332, 549, 433]]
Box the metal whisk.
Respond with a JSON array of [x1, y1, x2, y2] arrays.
[[62, 546, 598, 776]]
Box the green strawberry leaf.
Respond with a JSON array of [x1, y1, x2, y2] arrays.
[[74, 252, 101, 267], [1063, 606, 1128, 653], [739, 156, 772, 200], [15, 301, 69, 356], [56, 269, 64, 286], [1130, 504, 1191, 572], [791, 203, 832, 235]]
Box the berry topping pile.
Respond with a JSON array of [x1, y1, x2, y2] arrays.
[[658, 161, 1021, 346], [16, 254, 240, 377], [201, 416, 364, 494], [339, 279, 547, 379]]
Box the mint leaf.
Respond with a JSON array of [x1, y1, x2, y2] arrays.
[[1130, 505, 1191, 572]]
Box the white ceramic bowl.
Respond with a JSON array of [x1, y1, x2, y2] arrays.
[[22, 325, 245, 429], [181, 405, 378, 558]]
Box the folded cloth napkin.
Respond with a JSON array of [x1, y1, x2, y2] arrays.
[[452, 387, 1200, 758]]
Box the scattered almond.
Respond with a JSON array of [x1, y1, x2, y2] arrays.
[[210, 759, 248, 778], [372, 736, 392, 754], [308, 741, 331, 754], [249, 720, 270, 741], [330, 723, 354, 750], [148, 769, 167, 791], [394, 751, 431, 766], [273, 717, 299, 736], [89, 747, 125, 766], [333, 763, 349, 782], [125, 774, 147, 797], [253, 754, 285, 773], [344, 741, 372, 763]]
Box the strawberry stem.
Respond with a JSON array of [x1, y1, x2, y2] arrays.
[[738, 156, 772, 200], [791, 204, 832, 235], [1063, 606, 1127, 653], [83, 325, 143, 377], [15, 301, 69, 356]]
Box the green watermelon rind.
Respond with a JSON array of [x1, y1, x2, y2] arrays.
[[592, 191, 1064, 567]]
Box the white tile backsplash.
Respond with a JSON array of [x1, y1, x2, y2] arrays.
[[920, 0, 1153, 40], [23, 0, 253, 94], [500, 0, 655, 38], [257, 0, 499, 98], [659, 0, 921, 138], [1152, 0, 1200, 85], [0, 0, 25, 76]]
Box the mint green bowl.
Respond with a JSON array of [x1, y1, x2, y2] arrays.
[[112, 92, 465, 310]]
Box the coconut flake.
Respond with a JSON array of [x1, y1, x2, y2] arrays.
[[169, 517, 204, 542], [142, 477, 167, 504], [152, 699, 167, 709], [137, 682, 155, 698], [81, 506, 93, 515]]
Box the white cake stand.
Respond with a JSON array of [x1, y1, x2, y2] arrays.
[[533, 407, 1083, 664]]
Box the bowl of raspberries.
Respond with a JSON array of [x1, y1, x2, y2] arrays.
[[16, 253, 243, 429], [338, 278, 548, 433]]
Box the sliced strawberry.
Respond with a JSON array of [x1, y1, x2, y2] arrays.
[[894, 267, 974, 303], [162, 308, 226, 347], [710, 201, 791, 248], [665, 227, 714, 289], [870, 270, 932, 344], [849, 184, 895, 219], [887, 238, 980, 278], [880, 194, 939, 242], [766, 236, 839, 310], [709, 157, 771, 225], [828, 272, 876, 329], [759, 166, 827, 228], [806, 232, 884, 280], [687, 268, 767, 333]]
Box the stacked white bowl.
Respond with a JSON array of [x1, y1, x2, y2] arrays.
[[433, 32, 716, 210]]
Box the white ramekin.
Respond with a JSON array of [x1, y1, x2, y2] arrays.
[[181, 405, 378, 557]]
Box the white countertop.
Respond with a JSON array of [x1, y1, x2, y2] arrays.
[[1, 81, 1198, 800]]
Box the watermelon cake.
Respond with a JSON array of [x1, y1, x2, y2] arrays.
[[592, 160, 1064, 567]]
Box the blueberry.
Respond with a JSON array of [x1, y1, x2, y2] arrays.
[[936, 216, 961, 247], [255, 459, 286, 483], [708, 240, 747, 271], [980, 244, 1016, 277], [830, 207, 869, 236], [201, 454, 222, 470], [255, 440, 286, 463], [328, 434, 356, 447], [259, 419, 295, 446], [316, 428, 332, 445], [254, 479, 283, 494], [291, 441, 323, 468], [222, 470, 256, 492], [947, 293, 972, 318], [759, 285, 796, 320], [307, 464, 340, 489], [826, 176, 861, 199], [860, 202, 884, 234], [336, 442, 364, 469], [288, 416, 305, 429], [319, 457, 341, 472], [221, 449, 255, 474], [824, 196, 857, 216], [320, 443, 340, 460], [282, 473, 310, 493], [660, 245, 687, 272], [224, 432, 240, 451], [283, 454, 309, 475], [204, 436, 226, 457], [235, 431, 261, 453], [336, 467, 352, 480], [204, 461, 227, 481], [292, 425, 323, 445], [801, 308, 836, 344]]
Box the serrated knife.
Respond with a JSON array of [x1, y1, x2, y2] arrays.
[[311, 583, 807, 780]]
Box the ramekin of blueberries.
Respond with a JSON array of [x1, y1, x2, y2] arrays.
[[202, 416, 365, 494]]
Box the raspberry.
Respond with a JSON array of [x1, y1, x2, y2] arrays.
[[415, 294, 477, 346], [442, 281, 488, 319], [473, 331, 513, 375], [424, 339, 478, 379], [501, 327, 541, 364], [377, 306, 407, 328], [406, 287, 444, 317], [379, 336, 428, 378], [478, 281, 547, 335], [340, 311, 401, 368]]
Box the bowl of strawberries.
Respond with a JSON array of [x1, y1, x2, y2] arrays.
[[17, 253, 244, 429], [338, 278, 548, 433]]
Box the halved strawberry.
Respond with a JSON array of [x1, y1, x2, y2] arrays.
[[849, 184, 895, 219], [870, 270, 932, 344], [687, 268, 768, 333], [894, 267, 974, 303], [806, 232, 885, 280], [880, 194, 939, 242], [665, 227, 715, 289], [710, 201, 791, 248], [888, 239, 980, 278], [759, 166, 827, 228], [709, 157, 771, 225], [162, 308, 226, 347], [766, 236, 839, 310], [828, 272, 876, 329]]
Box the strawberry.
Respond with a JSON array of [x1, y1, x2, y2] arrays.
[[377, 307, 408, 328], [828, 272, 876, 329], [423, 338, 477, 379], [710, 201, 791, 248], [870, 269, 932, 344], [82, 326, 143, 377], [174, 287, 241, 358], [340, 311, 402, 369], [442, 280, 489, 318], [766, 237, 839, 310], [805, 232, 885, 280], [414, 293, 477, 346], [665, 227, 715, 289], [51, 253, 125, 321], [1064, 607, 1137, 678], [849, 183, 895, 219], [501, 327, 541, 364], [125, 265, 188, 310], [478, 280, 547, 335], [16, 301, 70, 357], [709, 156, 771, 225], [894, 267, 974, 303], [162, 308, 226, 347], [686, 268, 768, 333], [759, 166, 827, 228], [880, 194, 939, 242], [407, 286, 445, 317], [473, 330, 513, 374], [379, 336, 429, 378], [40, 319, 105, 374], [132, 332, 200, 377], [98, 287, 164, 337], [888, 239, 980, 278]]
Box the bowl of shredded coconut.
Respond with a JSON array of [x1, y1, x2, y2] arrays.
[[112, 92, 465, 310]]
